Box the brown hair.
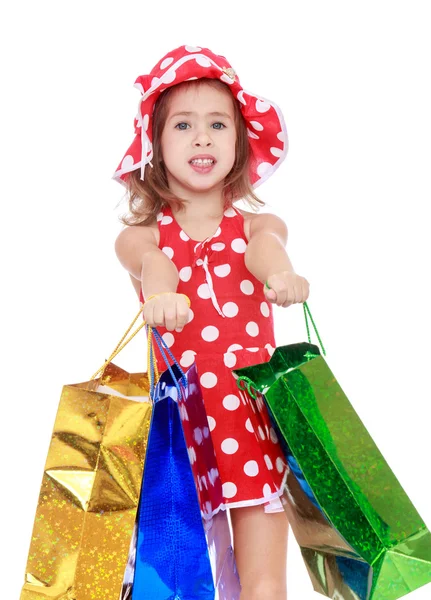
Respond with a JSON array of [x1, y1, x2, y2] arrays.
[[118, 78, 264, 227]]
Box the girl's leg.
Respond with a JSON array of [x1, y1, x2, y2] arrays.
[[230, 504, 289, 600]]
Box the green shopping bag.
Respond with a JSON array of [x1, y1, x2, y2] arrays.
[[233, 302, 431, 600]]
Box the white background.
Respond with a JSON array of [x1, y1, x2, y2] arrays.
[[1, 1, 430, 598]]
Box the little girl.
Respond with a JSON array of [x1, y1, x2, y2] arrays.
[[113, 44, 310, 600]]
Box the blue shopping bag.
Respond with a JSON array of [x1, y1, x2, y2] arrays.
[[130, 328, 241, 600]]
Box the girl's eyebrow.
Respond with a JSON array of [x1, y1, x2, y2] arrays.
[[169, 111, 233, 120]]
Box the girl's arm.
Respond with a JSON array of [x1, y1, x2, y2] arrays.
[[115, 225, 179, 299], [114, 226, 189, 331], [245, 213, 309, 308]]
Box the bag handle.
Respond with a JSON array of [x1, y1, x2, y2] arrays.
[[150, 327, 187, 402], [90, 303, 160, 390], [265, 282, 326, 356]]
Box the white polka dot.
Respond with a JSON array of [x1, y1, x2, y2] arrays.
[[201, 325, 219, 342], [197, 283, 211, 299], [211, 242, 225, 251], [194, 427, 203, 445], [258, 426, 266, 440], [207, 416, 216, 431], [246, 347, 259, 352], [227, 343, 243, 352], [260, 302, 270, 317], [223, 352, 237, 368], [179, 266, 192, 282], [160, 56, 174, 69], [222, 394, 240, 411], [224, 207, 236, 217], [250, 120, 264, 131], [196, 258, 203, 266], [257, 162, 272, 178], [180, 350, 196, 368], [162, 246, 174, 259], [264, 455, 274, 470], [256, 99, 271, 113], [179, 403, 189, 422], [160, 70, 176, 84], [247, 129, 260, 140], [270, 147, 283, 158], [200, 372, 217, 389], [276, 457, 285, 473], [231, 238, 247, 253], [222, 302, 239, 318], [142, 114, 149, 131], [221, 438, 239, 454], [214, 264, 231, 277], [162, 332, 175, 348], [270, 428, 279, 444], [245, 418, 254, 433], [121, 155, 135, 170], [208, 468, 218, 487], [223, 482, 238, 499], [161, 215, 173, 225], [240, 280, 254, 295], [263, 483, 272, 498], [237, 90, 246, 105], [277, 131, 286, 142], [185, 45, 202, 52], [203, 426, 209, 439], [213, 226, 222, 237], [179, 230, 190, 242], [156, 212, 163, 221], [195, 55, 211, 68], [188, 446, 196, 464], [265, 343, 275, 357], [244, 460, 259, 477], [187, 308, 194, 323], [246, 322, 259, 337]]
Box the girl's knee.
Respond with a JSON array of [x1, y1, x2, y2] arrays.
[[240, 580, 287, 600]]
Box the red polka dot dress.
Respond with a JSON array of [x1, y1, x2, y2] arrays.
[[139, 204, 289, 513]]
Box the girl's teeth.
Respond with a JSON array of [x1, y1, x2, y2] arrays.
[[191, 159, 214, 166]]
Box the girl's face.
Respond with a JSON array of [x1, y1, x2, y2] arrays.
[[160, 83, 237, 198]]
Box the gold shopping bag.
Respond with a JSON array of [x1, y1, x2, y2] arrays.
[[20, 306, 155, 600]]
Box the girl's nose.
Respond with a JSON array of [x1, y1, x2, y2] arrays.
[[193, 130, 213, 147]]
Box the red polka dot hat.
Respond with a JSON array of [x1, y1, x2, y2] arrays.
[[113, 44, 288, 189]]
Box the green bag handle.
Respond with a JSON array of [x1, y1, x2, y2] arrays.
[[265, 281, 326, 357], [237, 284, 327, 400]]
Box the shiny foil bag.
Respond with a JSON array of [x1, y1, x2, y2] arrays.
[[20, 361, 152, 600], [129, 329, 241, 600], [234, 341, 431, 600]]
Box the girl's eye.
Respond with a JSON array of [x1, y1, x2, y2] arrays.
[[212, 122, 226, 130], [175, 122, 190, 130]]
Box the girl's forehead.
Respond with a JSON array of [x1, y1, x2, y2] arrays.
[[167, 83, 235, 114]]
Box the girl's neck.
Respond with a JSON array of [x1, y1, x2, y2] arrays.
[[172, 194, 228, 221]]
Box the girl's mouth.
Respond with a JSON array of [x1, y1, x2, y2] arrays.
[[189, 158, 216, 174]]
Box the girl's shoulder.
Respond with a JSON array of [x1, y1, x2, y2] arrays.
[[236, 208, 257, 241], [236, 208, 285, 242]]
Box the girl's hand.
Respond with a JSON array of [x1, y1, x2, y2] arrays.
[[143, 293, 191, 332], [264, 271, 310, 308]]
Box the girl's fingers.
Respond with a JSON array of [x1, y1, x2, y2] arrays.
[[153, 301, 165, 327], [164, 304, 177, 331], [264, 286, 277, 303], [143, 302, 155, 327]]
